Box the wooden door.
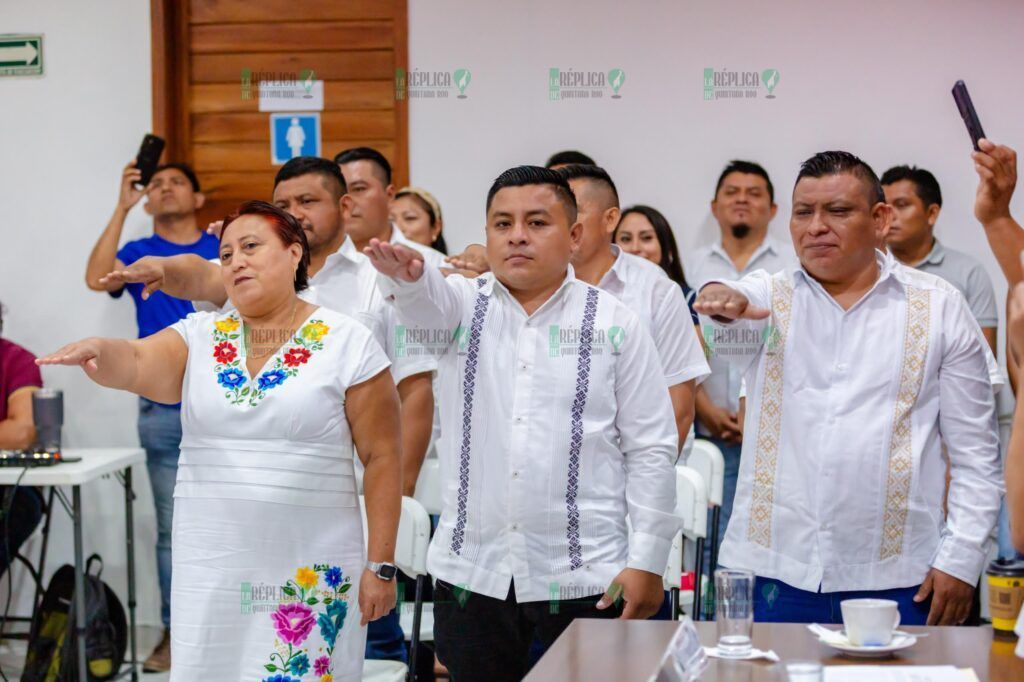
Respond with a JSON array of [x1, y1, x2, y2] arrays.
[[151, 0, 408, 224]]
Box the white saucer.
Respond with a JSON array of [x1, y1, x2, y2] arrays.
[[820, 631, 918, 658]]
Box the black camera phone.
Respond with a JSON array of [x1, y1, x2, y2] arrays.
[[951, 80, 986, 151], [134, 133, 166, 188]]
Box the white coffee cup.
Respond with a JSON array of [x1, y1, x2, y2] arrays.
[[840, 598, 901, 646]]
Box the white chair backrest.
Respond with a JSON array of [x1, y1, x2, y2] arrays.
[[686, 440, 725, 507], [359, 495, 432, 577], [675, 466, 708, 542], [631, 467, 706, 588], [414, 457, 442, 516]]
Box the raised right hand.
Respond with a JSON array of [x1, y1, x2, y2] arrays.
[[973, 138, 1017, 225], [363, 239, 425, 282], [444, 243, 489, 273], [693, 283, 770, 322], [36, 338, 103, 376], [206, 220, 224, 238], [99, 256, 166, 300], [118, 160, 145, 212]]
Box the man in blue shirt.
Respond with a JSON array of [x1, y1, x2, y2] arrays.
[[85, 160, 218, 672]]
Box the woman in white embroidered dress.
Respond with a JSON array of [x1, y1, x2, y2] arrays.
[[39, 201, 402, 681]]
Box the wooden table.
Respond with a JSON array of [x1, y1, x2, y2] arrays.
[[525, 620, 1024, 681]]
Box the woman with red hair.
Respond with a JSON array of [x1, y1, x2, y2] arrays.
[[39, 200, 402, 681]]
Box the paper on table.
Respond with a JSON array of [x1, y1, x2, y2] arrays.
[[823, 666, 975, 682]]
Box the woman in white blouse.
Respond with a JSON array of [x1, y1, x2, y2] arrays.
[[39, 201, 402, 681]]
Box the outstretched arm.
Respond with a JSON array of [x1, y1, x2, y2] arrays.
[[36, 328, 188, 404], [100, 254, 227, 306]]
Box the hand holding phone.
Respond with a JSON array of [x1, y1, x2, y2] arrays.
[[952, 80, 986, 151], [134, 133, 166, 188]]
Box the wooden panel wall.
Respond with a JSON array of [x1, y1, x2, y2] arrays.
[[151, 0, 408, 224]]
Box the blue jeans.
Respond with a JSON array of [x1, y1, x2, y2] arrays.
[[752, 577, 929, 624], [138, 398, 181, 628], [701, 437, 742, 573], [365, 609, 407, 662]]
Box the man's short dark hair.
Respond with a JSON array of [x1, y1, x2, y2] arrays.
[[486, 165, 578, 224], [556, 164, 620, 209], [545, 150, 596, 168], [797, 151, 885, 206], [333, 147, 392, 185], [714, 160, 774, 203], [154, 163, 200, 192], [880, 165, 943, 208], [274, 157, 347, 199]]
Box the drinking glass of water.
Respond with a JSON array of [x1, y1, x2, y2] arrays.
[[715, 568, 755, 657]]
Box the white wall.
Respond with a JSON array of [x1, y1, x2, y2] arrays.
[[408, 0, 1024, 357], [0, 0, 161, 624], [2, 0, 1024, 630]]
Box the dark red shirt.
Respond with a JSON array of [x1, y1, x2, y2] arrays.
[[0, 338, 42, 422]]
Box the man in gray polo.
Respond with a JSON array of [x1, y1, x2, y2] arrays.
[[881, 165, 998, 352]]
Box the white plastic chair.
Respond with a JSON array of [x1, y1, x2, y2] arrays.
[[673, 466, 708, 621], [413, 457, 442, 516], [686, 439, 726, 573], [360, 495, 432, 681], [362, 659, 408, 682]]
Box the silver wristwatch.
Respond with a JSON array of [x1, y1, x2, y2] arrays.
[[367, 560, 398, 581]]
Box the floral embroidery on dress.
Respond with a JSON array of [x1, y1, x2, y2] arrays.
[[211, 313, 330, 407], [262, 565, 352, 682]]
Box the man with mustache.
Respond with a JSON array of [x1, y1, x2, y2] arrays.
[[685, 160, 795, 576], [694, 151, 1002, 626], [367, 165, 680, 681]]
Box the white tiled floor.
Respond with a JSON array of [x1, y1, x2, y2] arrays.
[[0, 624, 169, 681]]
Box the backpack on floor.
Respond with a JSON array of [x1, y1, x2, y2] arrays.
[[22, 554, 127, 682]]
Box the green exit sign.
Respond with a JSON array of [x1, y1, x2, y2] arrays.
[[0, 34, 43, 77]]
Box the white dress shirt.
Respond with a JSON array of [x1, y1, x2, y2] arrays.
[[390, 224, 448, 270], [598, 246, 710, 388], [686, 236, 795, 434], [705, 250, 1002, 592], [379, 265, 680, 601]]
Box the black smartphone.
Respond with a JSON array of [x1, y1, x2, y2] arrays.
[[134, 133, 166, 188], [951, 80, 986, 151]]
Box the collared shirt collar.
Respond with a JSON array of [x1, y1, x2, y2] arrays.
[[917, 238, 946, 267], [601, 244, 629, 287], [485, 264, 579, 315], [709, 235, 780, 272], [320, 235, 362, 271], [792, 249, 897, 307]]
